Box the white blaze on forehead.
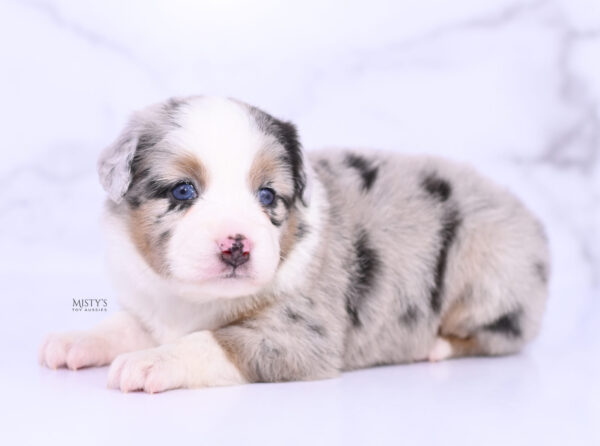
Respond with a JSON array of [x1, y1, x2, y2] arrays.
[[168, 97, 265, 194], [161, 97, 281, 295]]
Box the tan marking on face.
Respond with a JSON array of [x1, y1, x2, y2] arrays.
[[248, 144, 295, 199], [248, 144, 303, 264], [279, 209, 301, 262], [171, 151, 209, 191], [142, 149, 209, 191], [128, 202, 171, 275], [125, 150, 209, 276]]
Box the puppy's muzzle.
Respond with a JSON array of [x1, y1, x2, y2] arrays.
[[219, 234, 250, 268]]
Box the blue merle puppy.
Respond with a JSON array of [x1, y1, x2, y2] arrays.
[[39, 96, 550, 393]]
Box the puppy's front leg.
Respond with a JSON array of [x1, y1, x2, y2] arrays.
[[108, 317, 341, 393], [107, 331, 246, 393], [39, 311, 156, 370]]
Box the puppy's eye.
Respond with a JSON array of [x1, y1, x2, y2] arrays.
[[171, 182, 197, 201], [258, 187, 275, 206]]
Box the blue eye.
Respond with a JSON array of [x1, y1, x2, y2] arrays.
[[258, 188, 275, 206], [171, 182, 197, 201]]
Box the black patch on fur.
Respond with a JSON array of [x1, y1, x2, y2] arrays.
[[146, 179, 173, 200], [483, 310, 522, 338], [316, 159, 333, 173], [345, 230, 381, 327], [127, 196, 141, 209], [135, 167, 152, 182], [535, 261, 548, 284], [166, 198, 195, 213], [429, 208, 461, 313], [307, 324, 326, 337], [398, 305, 420, 327], [295, 222, 309, 240], [254, 339, 282, 383], [136, 132, 161, 154], [263, 195, 287, 226], [284, 307, 301, 322], [158, 230, 171, 244], [124, 125, 175, 205], [422, 173, 452, 202], [277, 194, 292, 210], [344, 153, 378, 191], [284, 307, 326, 337], [249, 106, 307, 205]]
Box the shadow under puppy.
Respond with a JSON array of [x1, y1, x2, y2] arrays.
[[39, 96, 550, 393]]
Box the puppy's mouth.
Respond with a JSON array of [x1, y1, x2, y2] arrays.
[[211, 260, 256, 281], [221, 268, 250, 280]]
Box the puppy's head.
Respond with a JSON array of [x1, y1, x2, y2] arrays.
[[99, 97, 311, 298]]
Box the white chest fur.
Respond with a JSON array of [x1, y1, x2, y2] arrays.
[[102, 207, 248, 343]]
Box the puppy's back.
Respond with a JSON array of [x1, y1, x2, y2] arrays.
[[308, 150, 549, 367]]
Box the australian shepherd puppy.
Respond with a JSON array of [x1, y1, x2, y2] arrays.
[[39, 96, 549, 393]]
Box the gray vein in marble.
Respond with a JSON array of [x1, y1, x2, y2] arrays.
[[13, 0, 165, 89], [357, 0, 547, 60], [352, 0, 600, 174], [541, 24, 600, 173]]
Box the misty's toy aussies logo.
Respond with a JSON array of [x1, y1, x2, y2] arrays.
[[72, 298, 108, 312]]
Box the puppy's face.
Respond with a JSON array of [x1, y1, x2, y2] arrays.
[[99, 97, 309, 298]]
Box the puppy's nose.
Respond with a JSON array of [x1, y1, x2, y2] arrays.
[[219, 234, 250, 268]]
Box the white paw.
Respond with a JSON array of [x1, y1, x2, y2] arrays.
[[39, 331, 113, 370], [427, 337, 453, 362], [108, 347, 184, 394]]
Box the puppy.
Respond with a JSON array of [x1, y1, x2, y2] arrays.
[[39, 96, 550, 393]]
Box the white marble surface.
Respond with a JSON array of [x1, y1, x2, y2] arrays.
[[0, 0, 598, 444]]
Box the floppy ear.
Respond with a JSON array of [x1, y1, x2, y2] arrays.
[[268, 118, 313, 207], [97, 120, 140, 203]]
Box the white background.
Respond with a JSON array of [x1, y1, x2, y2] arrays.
[[0, 0, 598, 445]]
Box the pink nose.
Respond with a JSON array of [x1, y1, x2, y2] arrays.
[[218, 234, 251, 268]]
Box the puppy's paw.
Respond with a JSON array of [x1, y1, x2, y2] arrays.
[[108, 347, 184, 394], [427, 337, 453, 362], [39, 331, 113, 370]]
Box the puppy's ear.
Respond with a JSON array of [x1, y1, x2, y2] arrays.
[[270, 119, 313, 207], [97, 119, 141, 203]]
